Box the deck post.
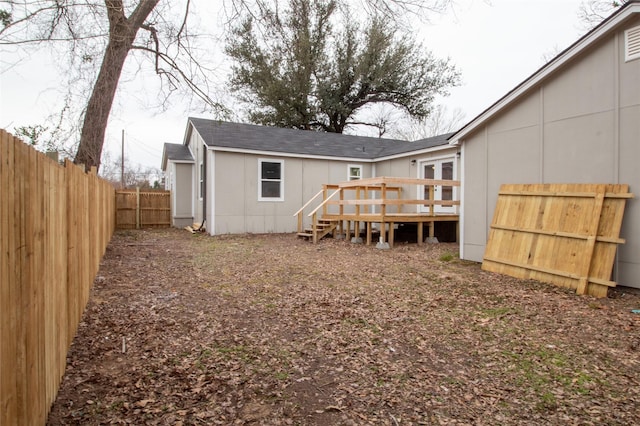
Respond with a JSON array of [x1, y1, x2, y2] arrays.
[[429, 185, 435, 216], [322, 185, 328, 217], [381, 183, 387, 218], [417, 222, 424, 246], [366, 222, 372, 245], [364, 186, 369, 214], [429, 221, 435, 239], [312, 212, 318, 244], [388, 222, 395, 247]]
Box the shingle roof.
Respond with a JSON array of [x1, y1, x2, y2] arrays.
[[188, 118, 452, 160], [161, 142, 194, 170]]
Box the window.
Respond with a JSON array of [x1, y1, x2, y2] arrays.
[[348, 164, 362, 181], [259, 159, 284, 201], [625, 25, 640, 62]]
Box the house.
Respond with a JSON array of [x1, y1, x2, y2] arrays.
[[161, 118, 460, 235], [449, 1, 640, 289], [162, 2, 639, 290]]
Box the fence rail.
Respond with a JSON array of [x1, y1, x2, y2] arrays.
[[116, 188, 171, 229], [483, 183, 632, 298], [1, 129, 116, 425]]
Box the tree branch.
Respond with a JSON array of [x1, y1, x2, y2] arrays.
[[130, 44, 226, 113]]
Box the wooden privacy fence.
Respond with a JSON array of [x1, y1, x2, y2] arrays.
[[1, 129, 116, 425], [116, 189, 171, 229], [482, 183, 633, 298]]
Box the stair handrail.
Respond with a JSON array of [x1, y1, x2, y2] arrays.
[[293, 188, 327, 234], [293, 188, 325, 218], [307, 188, 341, 218]]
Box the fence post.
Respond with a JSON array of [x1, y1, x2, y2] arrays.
[[136, 187, 140, 229]]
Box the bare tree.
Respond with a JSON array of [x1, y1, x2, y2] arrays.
[[1, 0, 224, 171], [1, 0, 456, 171], [577, 0, 627, 30], [99, 151, 161, 188], [221, 0, 454, 26], [389, 104, 466, 140]]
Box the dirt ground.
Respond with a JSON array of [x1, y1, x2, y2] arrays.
[[47, 229, 640, 425]]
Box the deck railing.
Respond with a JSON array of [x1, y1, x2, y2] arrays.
[[294, 177, 460, 244]]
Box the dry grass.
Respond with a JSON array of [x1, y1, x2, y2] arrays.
[[48, 229, 640, 425]]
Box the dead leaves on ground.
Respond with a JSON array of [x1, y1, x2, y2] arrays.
[[47, 230, 640, 425]]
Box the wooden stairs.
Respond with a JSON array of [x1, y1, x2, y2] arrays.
[[297, 218, 339, 243]]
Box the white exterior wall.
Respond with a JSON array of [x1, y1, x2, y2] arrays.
[[459, 18, 640, 288]]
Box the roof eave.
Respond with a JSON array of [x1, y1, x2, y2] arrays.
[[374, 143, 456, 162], [207, 142, 455, 162], [205, 145, 377, 162]]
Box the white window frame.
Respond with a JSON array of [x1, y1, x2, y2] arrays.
[[258, 158, 284, 202], [417, 155, 457, 214], [348, 164, 363, 181]]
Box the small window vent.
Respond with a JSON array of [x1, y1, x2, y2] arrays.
[[625, 25, 640, 62]]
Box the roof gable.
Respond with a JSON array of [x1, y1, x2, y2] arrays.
[[450, 1, 640, 145], [161, 143, 194, 171]]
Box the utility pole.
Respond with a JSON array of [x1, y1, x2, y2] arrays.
[[121, 129, 125, 189]]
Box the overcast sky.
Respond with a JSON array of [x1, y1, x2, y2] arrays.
[[0, 0, 591, 172]]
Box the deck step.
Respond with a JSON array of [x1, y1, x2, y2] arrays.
[[298, 218, 340, 242], [304, 225, 330, 232]]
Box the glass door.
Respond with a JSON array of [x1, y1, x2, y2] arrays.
[[420, 158, 455, 214]]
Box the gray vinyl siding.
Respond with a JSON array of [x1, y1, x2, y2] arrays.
[[210, 151, 375, 235], [460, 19, 640, 289], [172, 163, 194, 227]]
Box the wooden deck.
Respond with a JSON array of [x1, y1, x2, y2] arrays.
[[294, 177, 460, 246]]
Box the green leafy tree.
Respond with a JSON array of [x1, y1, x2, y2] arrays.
[[226, 0, 460, 134]]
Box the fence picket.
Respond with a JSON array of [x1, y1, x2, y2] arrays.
[[0, 129, 116, 425], [116, 189, 171, 229]]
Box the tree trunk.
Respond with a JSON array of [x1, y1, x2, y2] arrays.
[[74, 40, 133, 171], [74, 0, 159, 171]]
